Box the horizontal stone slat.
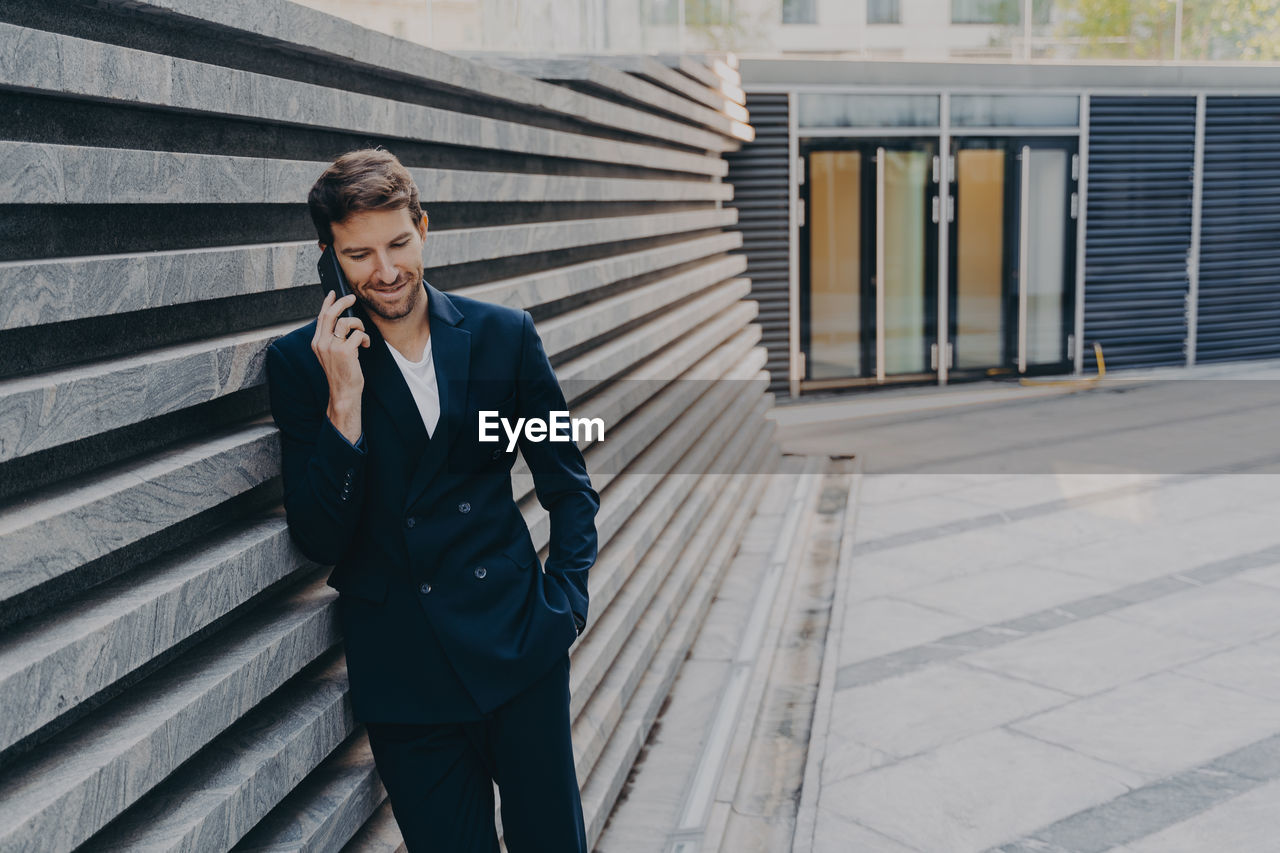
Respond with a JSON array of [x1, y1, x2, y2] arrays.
[[0, 141, 734, 206], [592, 55, 750, 123], [80, 651, 352, 853], [523, 339, 765, 584], [422, 208, 737, 268], [578, 415, 775, 846], [548, 347, 766, 638], [557, 278, 752, 388], [568, 371, 769, 724], [520, 290, 756, 545], [509, 312, 759, 501], [537, 253, 748, 355], [0, 323, 293, 464], [0, 422, 279, 601], [98, 0, 744, 149], [455, 230, 741, 311], [0, 217, 738, 330], [0, 516, 314, 753], [659, 53, 747, 106], [565, 410, 771, 830], [0, 25, 727, 177], [0, 570, 339, 853], [457, 54, 751, 142], [230, 728, 384, 853]]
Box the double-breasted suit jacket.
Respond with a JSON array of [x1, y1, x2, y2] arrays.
[[264, 280, 600, 723]]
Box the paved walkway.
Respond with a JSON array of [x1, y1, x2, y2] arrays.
[[597, 363, 1280, 852], [788, 368, 1280, 852]]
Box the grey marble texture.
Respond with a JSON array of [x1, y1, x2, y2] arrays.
[[0, 517, 312, 753], [0, 573, 339, 852], [81, 652, 352, 853], [515, 291, 756, 548], [567, 384, 768, 724], [458, 54, 750, 141], [0, 24, 726, 178], [571, 411, 767, 785], [510, 330, 763, 572], [556, 279, 753, 389], [579, 431, 774, 847], [0, 243, 314, 331], [339, 800, 404, 852], [232, 730, 385, 853], [0, 141, 734, 206], [0, 9, 774, 853], [508, 321, 759, 503], [0, 215, 737, 331], [538, 254, 748, 357], [97, 0, 744, 147], [459, 231, 742, 314], [0, 424, 279, 600], [593, 55, 748, 120], [0, 323, 291, 463], [422, 208, 737, 269]]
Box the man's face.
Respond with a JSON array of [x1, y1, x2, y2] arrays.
[[327, 207, 428, 322]]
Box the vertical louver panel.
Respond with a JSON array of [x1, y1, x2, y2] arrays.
[[1196, 96, 1280, 363], [1084, 97, 1196, 370], [727, 92, 791, 395]]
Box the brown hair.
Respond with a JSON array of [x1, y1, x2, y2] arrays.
[[307, 148, 424, 246]]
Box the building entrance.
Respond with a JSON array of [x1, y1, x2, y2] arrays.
[[948, 137, 1080, 377], [799, 138, 940, 388]]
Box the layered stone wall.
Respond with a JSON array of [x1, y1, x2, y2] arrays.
[[0, 1, 778, 849]]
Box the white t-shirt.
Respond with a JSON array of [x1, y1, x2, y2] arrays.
[[385, 339, 440, 439]]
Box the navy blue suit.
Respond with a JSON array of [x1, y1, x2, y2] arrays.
[[265, 280, 599, 723], [266, 280, 598, 851]]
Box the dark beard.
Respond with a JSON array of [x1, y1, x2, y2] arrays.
[[358, 276, 420, 321]]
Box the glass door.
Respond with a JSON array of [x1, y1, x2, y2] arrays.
[[948, 137, 1078, 377], [800, 139, 939, 388]]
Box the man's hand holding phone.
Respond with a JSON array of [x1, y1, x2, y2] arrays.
[[311, 290, 369, 445]]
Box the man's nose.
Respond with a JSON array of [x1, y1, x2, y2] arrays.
[[373, 253, 397, 284]]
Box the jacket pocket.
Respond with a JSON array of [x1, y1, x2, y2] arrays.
[[326, 565, 390, 604], [500, 535, 538, 570]]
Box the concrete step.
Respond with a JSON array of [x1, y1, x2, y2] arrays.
[[592, 454, 857, 853], [712, 458, 856, 853], [578, 424, 780, 849], [0, 511, 314, 753], [0, 571, 338, 852], [232, 728, 385, 853], [80, 649, 350, 852], [0, 421, 278, 603]]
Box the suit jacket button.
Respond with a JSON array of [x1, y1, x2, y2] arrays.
[[419, 582, 432, 594], [474, 566, 487, 579], [458, 502, 471, 514], [405, 516, 417, 529]]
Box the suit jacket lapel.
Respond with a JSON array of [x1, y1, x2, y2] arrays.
[[405, 280, 470, 512], [359, 313, 428, 454]]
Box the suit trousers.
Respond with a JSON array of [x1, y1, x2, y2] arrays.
[[364, 653, 587, 853]]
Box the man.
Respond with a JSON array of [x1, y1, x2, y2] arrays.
[[264, 148, 599, 852]]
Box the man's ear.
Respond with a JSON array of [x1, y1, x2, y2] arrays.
[[418, 213, 429, 238]]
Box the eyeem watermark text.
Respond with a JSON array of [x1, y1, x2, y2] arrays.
[[478, 411, 605, 452]]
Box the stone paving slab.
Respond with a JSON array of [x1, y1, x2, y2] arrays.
[[1120, 777, 1280, 852], [784, 375, 1280, 853], [819, 728, 1142, 853], [1011, 671, 1280, 781], [963, 615, 1223, 697]]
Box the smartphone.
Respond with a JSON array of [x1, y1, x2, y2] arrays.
[[318, 245, 357, 320]]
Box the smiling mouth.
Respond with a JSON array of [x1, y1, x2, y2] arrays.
[[373, 278, 409, 294]]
